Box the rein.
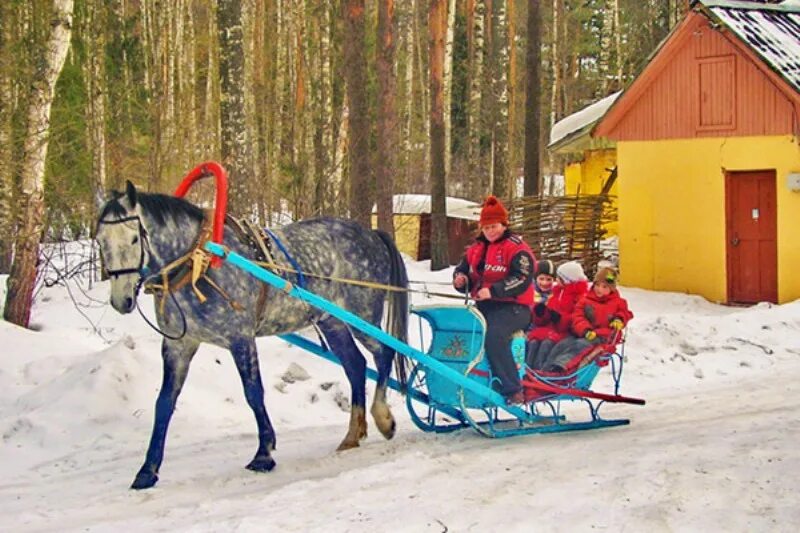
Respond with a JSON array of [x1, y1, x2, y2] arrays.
[[249, 258, 471, 301]]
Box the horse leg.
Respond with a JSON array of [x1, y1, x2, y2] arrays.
[[317, 318, 368, 451], [361, 337, 397, 440], [131, 338, 199, 490], [229, 337, 278, 472]]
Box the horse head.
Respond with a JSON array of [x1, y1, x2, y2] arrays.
[[95, 181, 148, 314]]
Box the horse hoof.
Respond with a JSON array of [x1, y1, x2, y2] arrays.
[[371, 403, 396, 440], [380, 419, 397, 440], [130, 470, 158, 490], [246, 456, 276, 472]]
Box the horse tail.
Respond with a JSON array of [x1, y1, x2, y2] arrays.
[[374, 229, 409, 390]]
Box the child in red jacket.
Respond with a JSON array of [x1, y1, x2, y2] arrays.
[[526, 261, 589, 370], [540, 266, 633, 373]]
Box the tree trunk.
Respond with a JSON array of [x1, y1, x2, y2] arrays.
[[183, 0, 198, 167], [376, 0, 397, 238], [490, 0, 509, 199], [614, 0, 622, 87], [217, 0, 255, 216], [205, 0, 220, 158], [507, 0, 517, 193], [84, 0, 108, 208], [523, 0, 541, 196], [479, 0, 493, 194], [429, 0, 449, 270], [402, 1, 415, 191], [467, 0, 485, 197], [342, 0, 371, 228], [414, 0, 430, 190], [4, 0, 74, 328], [0, 0, 15, 274], [312, 0, 334, 216], [443, 0, 455, 177]]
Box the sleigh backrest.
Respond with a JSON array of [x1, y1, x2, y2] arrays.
[[412, 305, 497, 408]]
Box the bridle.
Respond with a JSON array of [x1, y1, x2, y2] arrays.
[[96, 214, 152, 280], [96, 213, 188, 340]]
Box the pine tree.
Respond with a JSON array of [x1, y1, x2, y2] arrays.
[[342, 0, 372, 228], [429, 0, 449, 270], [376, 0, 397, 237]]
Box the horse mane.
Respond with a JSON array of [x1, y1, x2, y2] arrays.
[[98, 191, 205, 226]]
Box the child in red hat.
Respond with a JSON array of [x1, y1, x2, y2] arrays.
[[453, 195, 536, 404]]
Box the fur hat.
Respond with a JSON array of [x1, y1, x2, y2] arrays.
[[556, 261, 587, 284], [479, 195, 509, 227], [594, 266, 618, 287], [536, 259, 555, 277]]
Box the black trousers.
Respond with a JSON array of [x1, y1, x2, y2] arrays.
[[477, 301, 531, 396]]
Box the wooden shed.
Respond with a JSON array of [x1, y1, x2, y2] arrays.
[[594, 0, 800, 304], [371, 194, 480, 264]]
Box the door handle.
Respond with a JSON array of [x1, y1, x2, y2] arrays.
[[731, 236, 740, 246]]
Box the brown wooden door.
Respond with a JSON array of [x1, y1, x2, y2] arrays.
[[725, 170, 777, 303]]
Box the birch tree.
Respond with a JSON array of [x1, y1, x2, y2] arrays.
[[376, 0, 397, 237], [0, 0, 15, 274], [4, 0, 74, 327], [429, 0, 449, 270], [490, 0, 509, 199], [84, 0, 108, 208], [218, 0, 255, 216]]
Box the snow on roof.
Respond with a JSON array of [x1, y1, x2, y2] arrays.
[[548, 91, 622, 148], [702, 0, 800, 93], [372, 194, 481, 220]]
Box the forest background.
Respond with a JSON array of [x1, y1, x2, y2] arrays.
[[0, 0, 690, 327]]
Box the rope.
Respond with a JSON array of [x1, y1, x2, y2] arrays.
[[250, 259, 470, 300]]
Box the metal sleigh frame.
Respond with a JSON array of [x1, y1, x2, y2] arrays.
[[205, 242, 645, 439]]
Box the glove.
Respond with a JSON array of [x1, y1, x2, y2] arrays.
[[533, 303, 547, 317], [549, 309, 561, 324], [584, 330, 597, 341], [609, 318, 624, 331]]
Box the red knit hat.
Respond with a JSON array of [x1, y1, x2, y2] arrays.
[[479, 195, 509, 227]]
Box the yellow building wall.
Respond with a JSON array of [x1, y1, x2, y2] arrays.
[[371, 214, 420, 259], [563, 148, 619, 235], [617, 135, 800, 303]]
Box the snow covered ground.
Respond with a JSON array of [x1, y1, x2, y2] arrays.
[[1, 253, 799, 532]]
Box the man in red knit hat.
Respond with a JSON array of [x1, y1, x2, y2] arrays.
[[452, 195, 536, 404]]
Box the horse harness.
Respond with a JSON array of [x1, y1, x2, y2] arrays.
[[143, 212, 316, 318], [139, 213, 244, 315]]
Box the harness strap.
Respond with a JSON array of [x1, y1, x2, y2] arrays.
[[225, 216, 283, 322], [143, 214, 243, 313], [264, 228, 306, 289]]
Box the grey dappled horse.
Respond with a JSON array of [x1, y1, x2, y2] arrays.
[[95, 182, 408, 489]]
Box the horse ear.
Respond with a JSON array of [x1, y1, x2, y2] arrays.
[[125, 180, 137, 207]]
